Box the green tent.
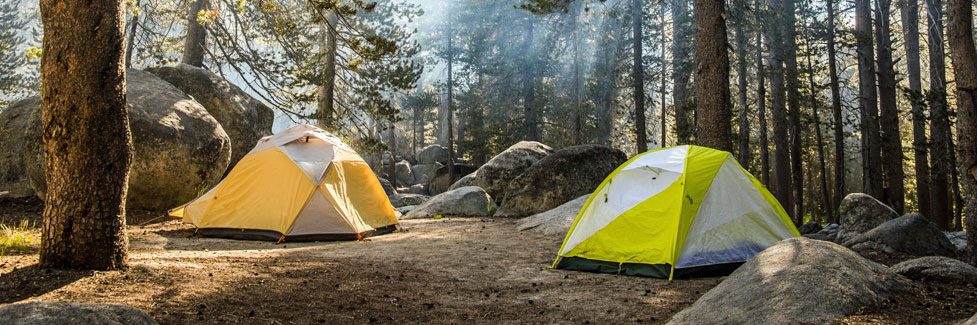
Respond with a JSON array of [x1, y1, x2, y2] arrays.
[[553, 145, 800, 279]]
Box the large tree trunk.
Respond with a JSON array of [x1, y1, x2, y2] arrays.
[[38, 0, 133, 270], [571, 2, 582, 145], [949, 135, 963, 231], [181, 0, 208, 67], [316, 12, 338, 130], [856, 0, 883, 199], [827, 0, 844, 222], [447, 23, 456, 184], [768, 0, 791, 215], [876, 0, 905, 214], [900, 0, 929, 217], [926, 0, 952, 229], [693, 0, 732, 151], [672, 0, 693, 144], [735, 16, 750, 165], [757, 32, 770, 186], [595, 15, 616, 146], [124, 0, 140, 69], [807, 54, 830, 222], [782, 0, 803, 223], [660, 1, 668, 148], [523, 16, 539, 141], [633, 0, 648, 153], [946, 0, 977, 262]]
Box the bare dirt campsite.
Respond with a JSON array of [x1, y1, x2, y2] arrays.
[[3, 0, 977, 323], [0, 197, 973, 324]]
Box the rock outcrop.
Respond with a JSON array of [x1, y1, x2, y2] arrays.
[[517, 194, 589, 235], [0, 98, 37, 197], [402, 186, 495, 219], [669, 237, 910, 324], [416, 145, 449, 165], [467, 141, 552, 201], [147, 64, 273, 170], [0, 301, 157, 325], [23, 69, 231, 210], [496, 145, 626, 217], [843, 213, 958, 257], [890, 256, 977, 286], [388, 193, 430, 208], [427, 164, 477, 196], [836, 193, 900, 243]]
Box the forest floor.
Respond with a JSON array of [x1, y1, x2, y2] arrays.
[[0, 197, 974, 324]]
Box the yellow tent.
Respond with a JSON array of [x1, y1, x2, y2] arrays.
[[169, 124, 399, 241]]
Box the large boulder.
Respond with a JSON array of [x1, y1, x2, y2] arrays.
[[411, 163, 441, 185], [447, 173, 477, 191], [402, 186, 495, 219], [377, 177, 397, 196], [0, 98, 37, 197], [797, 221, 823, 235], [147, 64, 273, 170], [394, 160, 414, 187], [837, 193, 900, 243], [407, 184, 428, 195], [427, 164, 477, 196], [417, 145, 450, 165], [843, 213, 958, 257], [966, 312, 977, 325], [23, 69, 231, 210], [468, 141, 553, 201], [0, 301, 157, 325], [496, 145, 626, 217], [803, 223, 840, 242], [517, 194, 589, 236], [388, 193, 429, 208], [890, 256, 977, 286], [669, 237, 910, 324], [946, 231, 967, 252]]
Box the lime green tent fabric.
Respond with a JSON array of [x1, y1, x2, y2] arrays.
[[553, 145, 800, 279]]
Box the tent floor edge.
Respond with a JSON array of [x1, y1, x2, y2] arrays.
[[554, 256, 743, 279], [197, 225, 398, 242]]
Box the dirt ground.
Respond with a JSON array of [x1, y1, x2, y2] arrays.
[[0, 198, 974, 324]]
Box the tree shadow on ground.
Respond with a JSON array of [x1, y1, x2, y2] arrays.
[[0, 264, 89, 304]]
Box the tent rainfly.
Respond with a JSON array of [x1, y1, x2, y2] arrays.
[[169, 124, 399, 242], [553, 145, 799, 279]]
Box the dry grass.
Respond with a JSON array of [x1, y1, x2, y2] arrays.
[[0, 220, 40, 256]]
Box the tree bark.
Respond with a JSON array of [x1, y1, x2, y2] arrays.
[[926, 0, 952, 229], [181, 0, 207, 67], [633, 0, 648, 153], [876, 0, 905, 214], [388, 122, 397, 186], [38, 0, 132, 270], [523, 16, 539, 141], [735, 15, 750, 166], [124, 0, 140, 69], [827, 0, 844, 222], [768, 0, 792, 220], [571, 2, 582, 145], [693, 0, 732, 151], [900, 0, 929, 217], [447, 23, 456, 185], [856, 0, 883, 199], [757, 32, 770, 186], [672, 0, 693, 144], [660, 1, 668, 148], [807, 54, 830, 222], [782, 0, 803, 223], [317, 12, 338, 130], [946, 0, 977, 262]]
